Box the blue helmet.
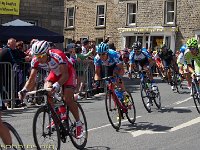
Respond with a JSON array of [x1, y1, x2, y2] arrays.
[[180, 44, 187, 53], [96, 42, 109, 54]]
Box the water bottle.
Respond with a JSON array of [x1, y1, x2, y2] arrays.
[[59, 105, 67, 121]]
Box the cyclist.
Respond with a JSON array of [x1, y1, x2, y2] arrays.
[[129, 41, 157, 91], [121, 48, 130, 73], [18, 40, 83, 139], [158, 44, 179, 90], [184, 38, 200, 87], [0, 98, 15, 150], [177, 44, 192, 93], [94, 42, 125, 102]]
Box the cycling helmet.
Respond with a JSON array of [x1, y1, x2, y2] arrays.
[[96, 42, 109, 54], [32, 40, 50, 55], [161, 44, 167, 49], [132, 41, 142, 51], [179, 44, 187, 53], [186, 38, 198, 48]]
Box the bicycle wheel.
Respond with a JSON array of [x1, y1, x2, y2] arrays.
[[153, 88, 161, 109], [140, 82, 151, 113], [67, 102, 88, 149], [0, 122, 25, 150], [124, 91, 136, 124], [33, 106, 61, 150], [172, 69, 179, 93], [105, 90, 121, 131], [192, 82, 200, 114]]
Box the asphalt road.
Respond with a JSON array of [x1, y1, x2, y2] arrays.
[[2, 77, 200, 150]]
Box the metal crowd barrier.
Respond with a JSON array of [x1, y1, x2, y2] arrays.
[[0, 61, 103, 108]]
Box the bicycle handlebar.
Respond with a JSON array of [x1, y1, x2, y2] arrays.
[[26, 88, 52, 96]]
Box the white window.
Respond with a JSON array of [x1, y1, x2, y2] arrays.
[[66, 7, 75, 28], [26, 20, 37, 26], [165, 0, 175, 24], [127, 3, 136, 25], [96, 38, 104, 45], [96, 5, 106, 27]]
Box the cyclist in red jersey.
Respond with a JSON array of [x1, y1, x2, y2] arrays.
[[18, 40, 83, 138]]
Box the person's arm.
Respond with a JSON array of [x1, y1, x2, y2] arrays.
[[78, 50, 93, 60], [184, 51, 195, 75]]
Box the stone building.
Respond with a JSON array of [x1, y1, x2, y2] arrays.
[[0, 0, 64, 43], [64, 0, 200, 51]]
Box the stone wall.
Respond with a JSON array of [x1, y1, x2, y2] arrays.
[[0, 0, 64, 38], [64, 0, 200, 50]]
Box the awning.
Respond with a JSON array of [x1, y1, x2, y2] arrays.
[[118, 26, 178, 33], [0, 26, 64, 43], [2, 19, 34, 26]]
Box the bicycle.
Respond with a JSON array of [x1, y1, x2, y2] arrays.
[[0, 122, 25, 150], [163, 65, 180, 93], [191, 75, 200, 114], [26, 88, 88, 150], [103, 76, 136, 131], [139, 70, 161, 113]]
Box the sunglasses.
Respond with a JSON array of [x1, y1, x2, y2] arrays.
[[98, 53, 107, 56], [35, 53, 46, 59], [189, 47, 198, 51], [134, 50, 141, 52]]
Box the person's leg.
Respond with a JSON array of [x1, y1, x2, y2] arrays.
[[0, 112, 12, 145], [63, 88, 79, 121]]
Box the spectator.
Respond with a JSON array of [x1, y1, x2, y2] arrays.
[[65, 43, 75, 58], [82, 39, 90, 54], [0, 38, 26, 108], [108, 43, 116, 51], [74, 45, 95, 99]]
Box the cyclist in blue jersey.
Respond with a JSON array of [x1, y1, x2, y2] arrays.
[[94, 42, 126, 102], [129, 41, 158, 91]]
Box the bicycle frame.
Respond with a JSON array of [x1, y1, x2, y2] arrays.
[[106, 79, 128, 113], [42, 93, 69, 142]]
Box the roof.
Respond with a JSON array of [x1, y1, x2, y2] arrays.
[[0, 26, 64, 43], [2, 19, 34, 26]]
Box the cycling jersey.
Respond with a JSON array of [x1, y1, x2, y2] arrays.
[[158, 49, 173, 60], [129, 51, 151, 65], [94, 49, 122, 67], [31, 49, 76, 88], [184, 48, 200, 74]]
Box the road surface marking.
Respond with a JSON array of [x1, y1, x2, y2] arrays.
[[128, 116, 200, 137], [172, 97, 192, 105], [88, 116, 142, 132]]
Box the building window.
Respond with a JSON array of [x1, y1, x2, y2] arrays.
[[96, 4, 106, 27], [66, 7, 75, 28], [127, 3, 137, 26], [164, 0, 175, 24], [96, 38, 104, 45], [26, 20, 38, 26]]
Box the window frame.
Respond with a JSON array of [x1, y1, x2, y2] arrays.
[[95, 37, 104, 45], [126, 2, 137, 26], [164, 0, 176, 26], [66, 6, 75, 29], [96, 3, 106, 28]]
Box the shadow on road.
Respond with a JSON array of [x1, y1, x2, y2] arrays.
[[2, 107, 38, 118], [158, 107, 192, 113], [122, 121, 172, 132], [84, 146, 111, 150]]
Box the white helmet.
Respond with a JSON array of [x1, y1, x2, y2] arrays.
[[31, 40, 50, 55]]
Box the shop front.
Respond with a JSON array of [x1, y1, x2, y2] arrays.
[[118, 26, 178, 52]]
